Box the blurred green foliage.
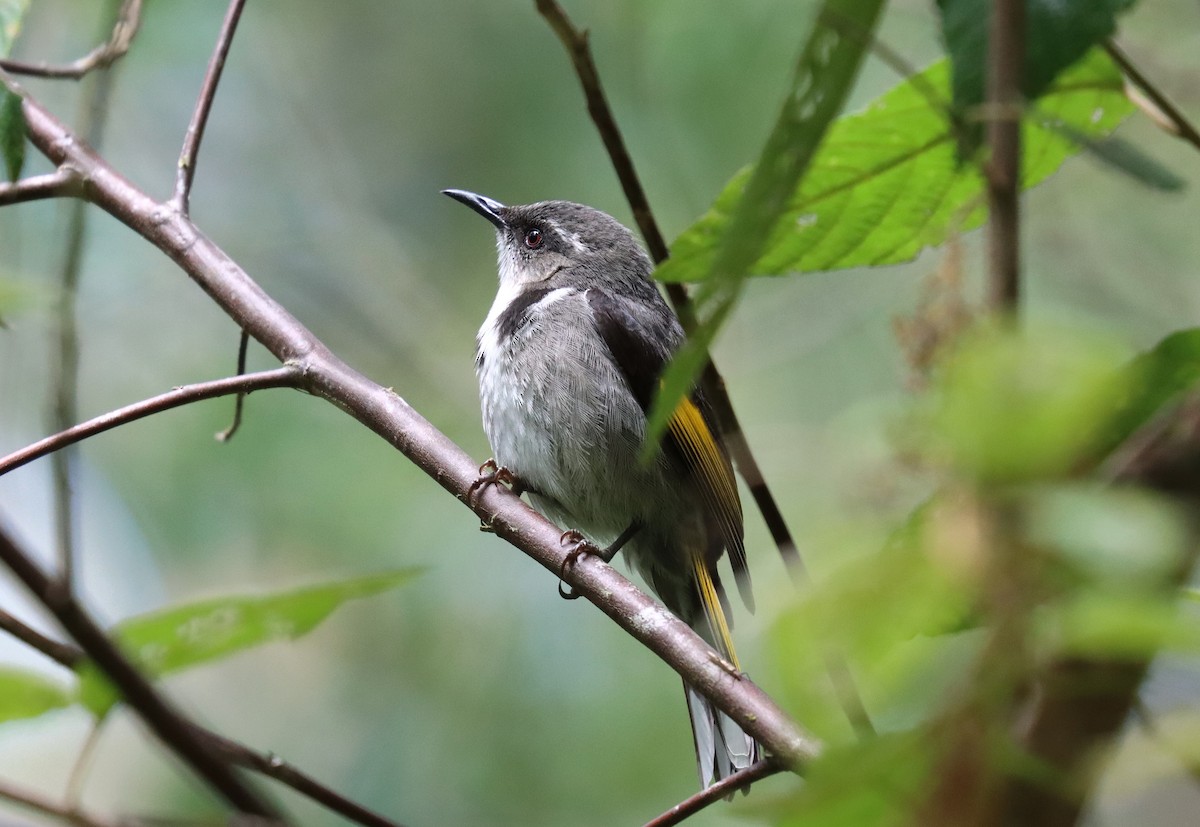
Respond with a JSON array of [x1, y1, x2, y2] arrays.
[[0, 1, 1198, 826]]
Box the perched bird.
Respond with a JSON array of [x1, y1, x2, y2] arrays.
[[444, 189, 759, 789]]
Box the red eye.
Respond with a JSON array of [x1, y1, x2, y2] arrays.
[[524, 228, 543, 249]]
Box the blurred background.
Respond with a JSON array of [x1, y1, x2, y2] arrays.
[[0, 0, 1198, 824]]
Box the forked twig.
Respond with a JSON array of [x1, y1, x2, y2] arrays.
[[0, 0, 142, 80]]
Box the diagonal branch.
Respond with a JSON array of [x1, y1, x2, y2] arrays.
[[171, 0, 248, 213], [0, 367, 301, 478], [0, 525, 278, 819], [643, 758, 785, 827], [1105, 40, 1200, 153], [0, 604, 401, 827], [0, 0, 142, 80], [13, 84, 821, 778]]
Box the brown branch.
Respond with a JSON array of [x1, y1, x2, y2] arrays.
[[642, 758, 785, 827], [0, 606, 401, 827], [0, 526, 279, 818], [1105, 40, 1200, 153], [216, 329, 253, 442], [0, 168, 82, 205], [0, 608, 83, 667], [984, 0, 1024, 312], [0, 0, 142, 80], [13, 86, 821, 777], [171, 0, 248, 214], [0, 367, 300, 478]]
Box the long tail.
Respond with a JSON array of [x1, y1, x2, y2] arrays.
[[685, 556, 760, 789]]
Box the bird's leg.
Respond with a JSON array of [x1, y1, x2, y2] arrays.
[[557, 521, 641, 600], [467, 458, 527, 505]]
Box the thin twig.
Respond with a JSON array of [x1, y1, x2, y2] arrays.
[[171, 0, 248, 214], [1105, 40, 1200, 152], [0, 775, 125, 827], [642, 758, 785, 827], [0, 607, 83, 666], [0, 367, 300, 478], [0, 168, 82, 206], [65, 719, 107, 810], [0, 0, 142, 80], [200, 732, 404, 827], [984, 0, 1024, 312], [533, 0, 874, 738], [0, 526, 279, 818], [216, 329, 252, 441], [48, 2, 128, 591]]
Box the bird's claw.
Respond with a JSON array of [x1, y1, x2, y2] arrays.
[[557, 529, 598, 600], [468, 458, 518, 505]]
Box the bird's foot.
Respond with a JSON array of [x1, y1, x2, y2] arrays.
[[467, 458, 524, 506], [557, 529, 602, 600]]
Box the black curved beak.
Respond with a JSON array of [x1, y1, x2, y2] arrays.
[[442, 189, 507, 230]]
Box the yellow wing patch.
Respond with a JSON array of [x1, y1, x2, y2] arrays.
[[667, 397, 745, 570], [693, 553, 741, 669]]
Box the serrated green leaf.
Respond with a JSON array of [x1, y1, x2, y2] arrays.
[[644, 0, 885, 451], [78, 569, 421, 717], [656, 49, 1132, 285], [938, 0, 1137, 139], [1, 89, 24, 181], [0, 667, 72, 723]]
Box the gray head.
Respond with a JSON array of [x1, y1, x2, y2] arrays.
[[443, 189, 655, 295]]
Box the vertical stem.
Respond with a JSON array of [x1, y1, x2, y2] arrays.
[[49, 3, 123, 588], [984, 0, 1024, 312]]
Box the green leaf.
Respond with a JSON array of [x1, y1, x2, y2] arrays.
[[644, 0, 886, 451], [0, 0, 31, 56], [920, 322, 1133, 483], [937, 0, 1137, 131], [1044, 120, 1184, 192], [1102, 328, 1200, 454], [746, 731, 932, 827], [0, 667, 72, 723], [1, 89, 24, 181], [0, 0, 30, 182], [656, 49, 1132, 285], [1034, 591, 1200, 659], [1023, 484, 1189, 586], [78, 569, 421, 716]]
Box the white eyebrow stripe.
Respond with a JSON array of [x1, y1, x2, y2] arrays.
[[545, 219, 589, 253]]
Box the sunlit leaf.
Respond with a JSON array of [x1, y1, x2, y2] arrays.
[[656, 49, 1131, 284], [0, 667, 72, 723], [79, 569, 421, 716]]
